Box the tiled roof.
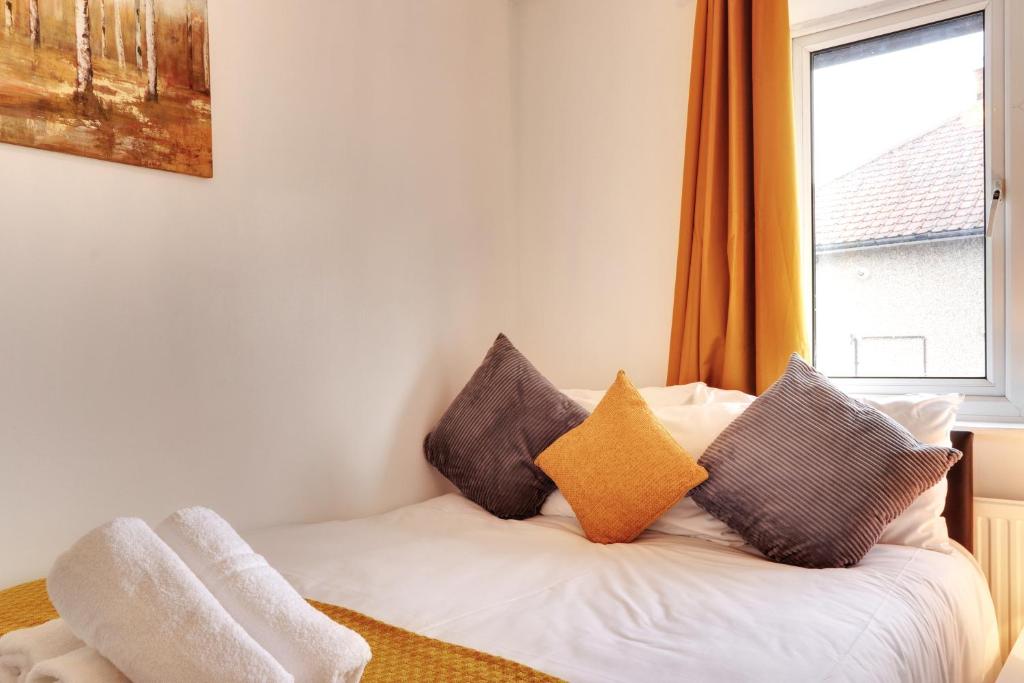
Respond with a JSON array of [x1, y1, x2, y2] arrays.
[[814, 109, 984, 249]]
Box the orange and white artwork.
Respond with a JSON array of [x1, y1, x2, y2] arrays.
[[0, 0, 211, 177]]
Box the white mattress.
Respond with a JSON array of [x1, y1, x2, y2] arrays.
[[247, 494, 1001, 683]]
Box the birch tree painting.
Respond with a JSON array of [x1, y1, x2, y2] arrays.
[[133, 0, 141, 69], [113, 0, 123, 67], [98, 0, 105, 59], [0, 0, 212, 177], [143, 0, 155, 100], [73, 0, 94, 100], [28, 0, 39, 47]]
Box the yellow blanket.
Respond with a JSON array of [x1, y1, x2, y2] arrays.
[[0, 580, 560, 682]]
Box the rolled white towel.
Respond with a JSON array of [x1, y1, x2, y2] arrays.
[[157, 507, 372, 683], [0, 620, 81, 683], [24, 647, 128, 683], [47, 517, 294, 683]]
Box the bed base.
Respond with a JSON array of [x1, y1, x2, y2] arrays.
[[946, 430, 974, 553]]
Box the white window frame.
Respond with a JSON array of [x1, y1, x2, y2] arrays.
[[792, 0, 1024, 422]]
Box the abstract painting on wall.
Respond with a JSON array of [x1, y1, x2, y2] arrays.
[[0, 0, 211, 177]]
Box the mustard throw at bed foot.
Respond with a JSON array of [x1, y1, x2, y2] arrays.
[[0, 580, 562, 683]]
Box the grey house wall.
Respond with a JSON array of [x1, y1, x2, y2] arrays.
[[814, 236, 985, 378]]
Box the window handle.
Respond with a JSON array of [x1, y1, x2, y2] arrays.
[[987, 179, 1003, 238]]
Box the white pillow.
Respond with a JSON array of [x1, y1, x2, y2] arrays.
[[546, 386, 963, 552], [562, 382, 716, 410], [857, 394, 960, 447], [858, 393, 963, 552]]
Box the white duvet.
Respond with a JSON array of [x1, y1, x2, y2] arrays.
[[248, 494, 1000, 683]]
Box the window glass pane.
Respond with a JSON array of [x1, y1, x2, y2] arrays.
[[811, 13, 986, 378]]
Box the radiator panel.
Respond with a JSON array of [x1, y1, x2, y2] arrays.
[[975, 497, 1024, 659]]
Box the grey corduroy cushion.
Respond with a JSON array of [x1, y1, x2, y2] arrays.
[[691, 354, 961, 569], [424, 334, 588, 519]]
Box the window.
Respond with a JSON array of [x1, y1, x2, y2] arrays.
[[793, 0, 1024, 421], [811, 13, 985, 379]]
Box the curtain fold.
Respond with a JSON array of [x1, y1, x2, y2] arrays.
[[667, 0, 808, 394]]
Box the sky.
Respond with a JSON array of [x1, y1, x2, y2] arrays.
[[811, 31, 984, 185]]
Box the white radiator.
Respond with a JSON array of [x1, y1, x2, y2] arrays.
[[975, 497, 1024, 658]]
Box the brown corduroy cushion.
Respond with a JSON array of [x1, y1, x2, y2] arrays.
[[691, 354, 962, 569], [424, 334, 588, 519]]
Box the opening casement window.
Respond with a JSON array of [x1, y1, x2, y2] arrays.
[[792, 0, 1024, 421]]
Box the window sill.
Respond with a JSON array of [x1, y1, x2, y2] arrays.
[[955, 420, 1024, 431], [957, 395, 1024, 424]]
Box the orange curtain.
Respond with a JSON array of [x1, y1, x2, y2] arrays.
[[667, 0, 808, 394]]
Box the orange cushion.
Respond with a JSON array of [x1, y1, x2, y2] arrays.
[[537, 371, 708, 543]]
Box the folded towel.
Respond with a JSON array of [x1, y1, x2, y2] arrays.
[[47, 517, 294, 683], [157, 507, 372, 683], [0, 620, 81, 683], [24, 647, 128, 683]]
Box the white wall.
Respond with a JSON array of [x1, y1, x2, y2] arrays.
[[789, 0, 893, 25], [512, 0, 696, 389], [4, 0, 1024, 587], [0, 0, 516, 586]]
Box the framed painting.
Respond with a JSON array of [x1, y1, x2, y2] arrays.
[[0, 0, 211, 177]]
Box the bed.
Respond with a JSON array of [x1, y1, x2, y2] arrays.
[[0, 434, 999, 682], [246, 432, 1000, 683]]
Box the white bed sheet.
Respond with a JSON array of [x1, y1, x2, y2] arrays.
[[247, 494, 1000, 683]]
